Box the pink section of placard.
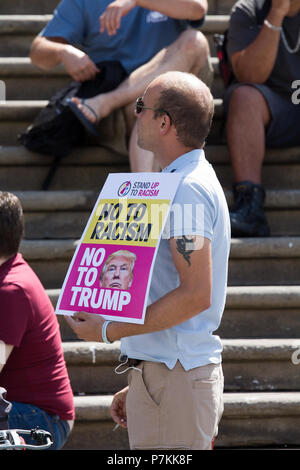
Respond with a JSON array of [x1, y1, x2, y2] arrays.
[[59, 243, 155, 320]]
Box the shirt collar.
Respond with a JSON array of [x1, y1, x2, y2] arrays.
[[162, 148, 205, 173]]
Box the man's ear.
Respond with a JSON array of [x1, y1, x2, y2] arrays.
[[160, 114, 171, 134]]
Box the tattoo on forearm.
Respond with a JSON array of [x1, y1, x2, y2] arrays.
[[176, 235, 197, 266]]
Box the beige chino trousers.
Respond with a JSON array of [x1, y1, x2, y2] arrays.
[[126, 360, 224, 450]]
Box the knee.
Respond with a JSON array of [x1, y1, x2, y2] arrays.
[[229, 85, 265, 111], [177, 29, 209, 59], [227, 85, 271, 126]]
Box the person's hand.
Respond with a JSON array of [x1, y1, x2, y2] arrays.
[[64, 311, 105, 341], [100, 0, 137, 36], [59, 45, 100, 81], [110, 386, 129, 428], [271, 0, 291, 17]]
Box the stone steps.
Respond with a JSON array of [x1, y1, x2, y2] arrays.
[[18, 237, 300, 288], [64, 392, 300, 449], [1, 139, 300, 190], [220, 285, 300, 339], [0, 0, 235, 15], [11, 189, 300, 238], [62, 339, 300, 394], [51, 286, 300, 341], [0, 57, 223, 100], [2, 3, 300, 450], [0, 97, 223, 146]]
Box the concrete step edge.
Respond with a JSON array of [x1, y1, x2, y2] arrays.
[[62, 339, 300, 365], [1, 144, 299, 166], [15, 190, 97, 211], [0, 58, 65, 76], [226, 285, 300, 308], [0, 57, 219, 76], [10, 189, 300, 211], [73, 392, 300, 421], [205, 144, 300, 164], [0, 15, 229, 34], [19, 237, 300, 260], [0, 144, 128, 165], [225, 189, 300, 209], [49, 285, 300, 309], [0, 97, 222, 120], [230, 237, 300, 258]]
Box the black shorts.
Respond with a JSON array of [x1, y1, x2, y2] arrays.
[[224, 82, 300, 148]]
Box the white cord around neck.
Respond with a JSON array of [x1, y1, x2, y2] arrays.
[[281, 27, 300, 54]]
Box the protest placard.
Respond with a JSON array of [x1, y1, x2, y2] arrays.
[[56, 172, 181, 323]]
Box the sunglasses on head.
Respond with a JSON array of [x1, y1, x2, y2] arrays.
[[135, 97, 172, 124]]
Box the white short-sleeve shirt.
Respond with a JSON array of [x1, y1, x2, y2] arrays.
[[121, 149, 231, 370]]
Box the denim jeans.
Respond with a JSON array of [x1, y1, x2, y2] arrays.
[[8, 402, 71, 450]]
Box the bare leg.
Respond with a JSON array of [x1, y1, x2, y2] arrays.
[[72, 30, 210, 123], [226, 85, 271, 184], [71, 30, 210, 171], [227, 85, 272, 237]]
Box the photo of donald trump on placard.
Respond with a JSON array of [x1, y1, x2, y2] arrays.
[[99, 250, 136, 290]]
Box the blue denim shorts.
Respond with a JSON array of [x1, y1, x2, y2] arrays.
[[8, 401, 71, 450], [224, 82, 300, 148]]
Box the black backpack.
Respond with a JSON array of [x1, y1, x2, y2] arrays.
[[18, 61, 127, 189]]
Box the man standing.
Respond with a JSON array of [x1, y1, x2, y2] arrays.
[[225, 0, 300, 236], [29, 0, 212, 172], [66, 71, 231, 450]]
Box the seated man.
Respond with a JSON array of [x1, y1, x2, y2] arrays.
[[0, 192, 75, 450], [225, 0, 300, 237], [30, 0, 213, 172]]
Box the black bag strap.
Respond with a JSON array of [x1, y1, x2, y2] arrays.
[[40, 61, 127, 190], [42, 156, 63, 190]]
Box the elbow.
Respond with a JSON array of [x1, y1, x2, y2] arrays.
[[233, 62, 269, 85], [29, 39, 43, 68], [200, 294, 211, 312], [190, 290, 211, 314], [191, 0, 207, 20], [29, 37, 55, 70], [29, 45, 36, 65]]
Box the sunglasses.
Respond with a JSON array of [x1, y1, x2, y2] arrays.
[[135, 97, 172, 124]]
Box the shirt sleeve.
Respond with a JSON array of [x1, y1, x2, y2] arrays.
[[163, 177, 215, 241], [227, 3, 261, 58], [0, 283, 31, 347], [40, 0, 86, 45]]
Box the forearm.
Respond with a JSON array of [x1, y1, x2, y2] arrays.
[[107, 284, 210, 342], [232, 7, 285, 83], [136, 0, 207, 20], [30, 36, 69, 70]]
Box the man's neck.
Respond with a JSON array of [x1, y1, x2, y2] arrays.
[[155, 145, 196, 170]]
